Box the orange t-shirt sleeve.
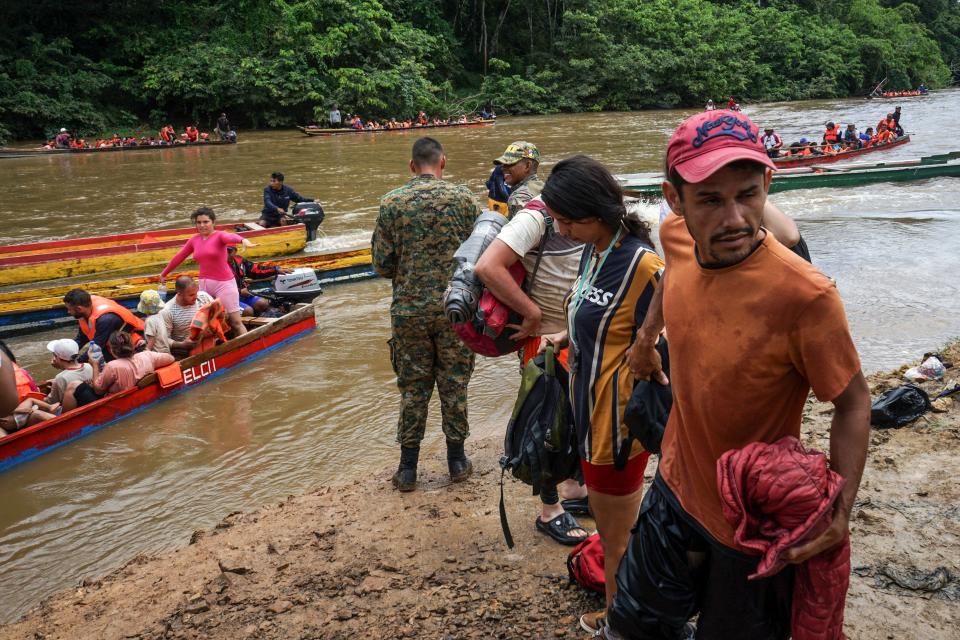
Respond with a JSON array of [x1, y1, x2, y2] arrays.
[[789, 286, 861, 402]]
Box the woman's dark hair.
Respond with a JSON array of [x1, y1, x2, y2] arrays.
[[191, 207, 216, 223], [107, 331, 135, 359], [541, 155, 652, 245]]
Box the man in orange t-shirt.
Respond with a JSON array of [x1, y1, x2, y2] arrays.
[[599, 110, 870, 639]]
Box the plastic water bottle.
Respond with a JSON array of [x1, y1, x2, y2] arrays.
[[87, 342, 105, 368], [157, 282, 167, 303]]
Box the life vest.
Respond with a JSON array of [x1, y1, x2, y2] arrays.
[[78, 295, 145, 344], [823, 129, 839, 144], [760, 133, 781, 150], [799, 148, 812, 157], [14, 364, 40, 402], [188, 299, 229, 355]]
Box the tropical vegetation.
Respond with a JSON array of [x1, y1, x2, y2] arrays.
[[0, 0, 956, 143]]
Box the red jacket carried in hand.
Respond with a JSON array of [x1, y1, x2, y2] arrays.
[[717, 436, 850, 640]]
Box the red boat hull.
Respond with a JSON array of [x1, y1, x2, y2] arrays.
[[773, 135, 910, 169], [0, 307, 315, 472]]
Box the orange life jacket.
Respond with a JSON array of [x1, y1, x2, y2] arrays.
[[823, 129, 839, 144], [14, 364, 39, 402], [188, 299, 229, 355], [799, 148, 812, 156], [79, 295, 145, 344]]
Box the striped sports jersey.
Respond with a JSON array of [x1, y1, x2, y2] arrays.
[[565, 234, 663, 465]]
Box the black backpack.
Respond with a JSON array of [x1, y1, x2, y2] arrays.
[[498, 346, 580, 547]]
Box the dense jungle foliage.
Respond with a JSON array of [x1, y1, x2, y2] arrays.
[[0, 0, 957, 142]]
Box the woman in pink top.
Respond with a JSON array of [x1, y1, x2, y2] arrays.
[[159, 207, 255, 337]]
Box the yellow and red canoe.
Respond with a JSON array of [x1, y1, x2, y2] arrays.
[[0, 246, 374, 338], [0, 223, 307, 287]]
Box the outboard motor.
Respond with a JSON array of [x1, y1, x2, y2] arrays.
[[291, 202, 325, 242], [272, 268, 324, 303]]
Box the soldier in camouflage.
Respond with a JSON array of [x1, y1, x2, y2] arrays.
[[372, 137, 482, 492], [494, 141, 544, 217]]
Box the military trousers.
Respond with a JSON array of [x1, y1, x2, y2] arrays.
[[389, 314, 475, 448]]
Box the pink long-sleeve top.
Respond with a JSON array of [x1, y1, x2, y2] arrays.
[[160, 231, 244, 281]]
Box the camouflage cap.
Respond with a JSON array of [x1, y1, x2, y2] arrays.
[[493, 141, 540, 165]]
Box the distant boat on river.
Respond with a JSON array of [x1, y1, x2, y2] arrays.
[[0, 140, 236, 159], [297, 119, 495, 136]]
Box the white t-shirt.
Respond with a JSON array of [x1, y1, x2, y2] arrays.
[[497, 209, 583, 334], [144, 314, 172, 354]]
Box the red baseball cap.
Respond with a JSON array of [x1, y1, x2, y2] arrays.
[[666, 110, 776, 183]]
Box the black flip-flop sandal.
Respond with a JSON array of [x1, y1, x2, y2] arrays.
[[560, 496, 590, 516], [535, 511, 588, 546]]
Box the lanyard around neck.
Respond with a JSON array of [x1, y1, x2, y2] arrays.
[[568, 227, 622, 352]]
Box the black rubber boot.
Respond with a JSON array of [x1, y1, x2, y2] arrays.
[[446, 440, 473, 482], [392, 446, 419, 492]]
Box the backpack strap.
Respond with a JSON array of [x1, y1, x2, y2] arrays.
[[522, 211, 552, 295], [498, 468, 515, 548]]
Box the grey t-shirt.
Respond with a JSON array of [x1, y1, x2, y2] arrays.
[[45, 364, 93, 404]]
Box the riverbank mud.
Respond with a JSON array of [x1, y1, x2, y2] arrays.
[[2, 343, 958, 640]]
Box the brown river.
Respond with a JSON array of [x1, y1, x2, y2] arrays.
[[1, 91, 959, 623]]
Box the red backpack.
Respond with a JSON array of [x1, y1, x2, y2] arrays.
[[567, 533, 605, 594]]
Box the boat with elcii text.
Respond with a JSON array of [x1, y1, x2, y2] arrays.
[[771, 135, 911, 168], [617, 151, 960, 198], [0, 303, 317, 472], [0, 246, 375, 338]]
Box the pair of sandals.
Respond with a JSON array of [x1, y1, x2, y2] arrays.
[[535, 497, 591, 545]]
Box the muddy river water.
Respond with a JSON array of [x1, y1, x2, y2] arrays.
[[0, 91, 958, 623]]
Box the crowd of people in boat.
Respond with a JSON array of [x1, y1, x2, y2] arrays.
[[758, 106, 906, 158], [0, 205, 293, 436], [874, 84, 927, 98], [314, 103, 496, 130], [41, 113, 236, 150]]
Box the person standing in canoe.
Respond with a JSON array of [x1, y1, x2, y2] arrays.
[[159, 207, 255, 338]]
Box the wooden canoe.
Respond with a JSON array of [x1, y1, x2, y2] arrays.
[[772, 135, 910, 168], [0, 303, 316, 472], [618, 151, 960, 198], [0, 140, 235, 159], [0, 246, 374, 338], [0, 223, 307, 287], [297, 119, 495, 136]]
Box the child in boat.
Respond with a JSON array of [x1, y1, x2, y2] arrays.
[[65, 332, 174, 410], [138, 289, 171, 354], [43, 339, 92, 406]]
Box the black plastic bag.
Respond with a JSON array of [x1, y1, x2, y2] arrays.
[[621, 339, 671, 459], [870, 384, 932, 429]]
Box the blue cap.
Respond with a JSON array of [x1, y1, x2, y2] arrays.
[[800, 137, 808, 144]]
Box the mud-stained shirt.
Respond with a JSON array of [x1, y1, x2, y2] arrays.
[[372, 175, 481, 316], [657, 212, 861, 550]]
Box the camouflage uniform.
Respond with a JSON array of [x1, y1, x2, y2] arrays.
[[493, 141, 544, 218], [506, 173, 544, 218], [371, 175, 481, 448]]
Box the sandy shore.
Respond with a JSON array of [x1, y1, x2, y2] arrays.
[[2, 343, 959, 640]]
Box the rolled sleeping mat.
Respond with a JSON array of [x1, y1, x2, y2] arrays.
[[444, 210, 508, 324]]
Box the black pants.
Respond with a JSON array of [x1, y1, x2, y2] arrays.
[[607, 476, 793, 640]]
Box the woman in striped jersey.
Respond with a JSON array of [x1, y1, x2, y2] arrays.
[[540, 155, 664, 634]]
